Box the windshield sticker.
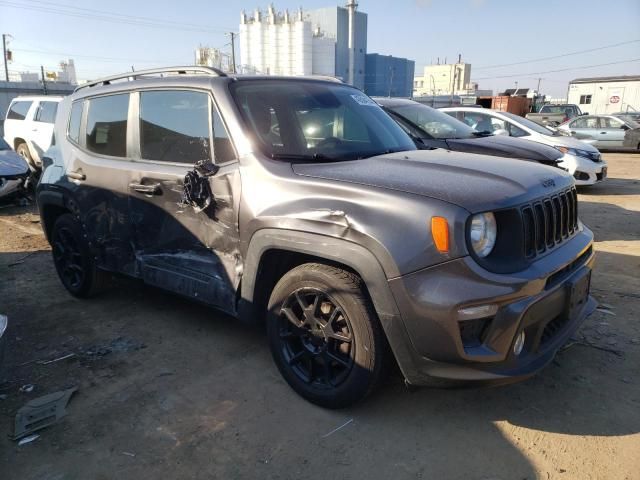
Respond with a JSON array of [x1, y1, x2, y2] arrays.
[[351, 94, 377, 107]]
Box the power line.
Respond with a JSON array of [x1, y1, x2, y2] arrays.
[[472, 58, 640, 80], [474, 39, 640, 70], [0, 0, 233, 33], [12, 47, 182, 64]]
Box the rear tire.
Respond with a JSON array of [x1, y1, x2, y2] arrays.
[[267, 263, 386, 408], [51, 213, 107, 298], [16, 143, 36, 171]]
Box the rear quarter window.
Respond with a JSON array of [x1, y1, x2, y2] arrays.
[[68, 100, 83, 144], [7, 101, 33, 120]]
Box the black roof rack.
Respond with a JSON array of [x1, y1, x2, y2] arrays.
[[74, 66, 227, 92]]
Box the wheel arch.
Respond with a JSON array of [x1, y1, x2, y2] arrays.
[[38, 190, 72, 242], [239, 229, 401, 325]]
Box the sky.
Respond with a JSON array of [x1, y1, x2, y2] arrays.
[[1, 0, 639, 97]]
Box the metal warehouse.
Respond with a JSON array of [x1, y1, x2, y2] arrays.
[[567, 75, 640, 115]]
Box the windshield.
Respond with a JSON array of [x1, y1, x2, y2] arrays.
[[230, 80, 416, 160], [540, 105, 575, 114], [501, 111, 557, 136], [0, 138, 10, 150], [389, 103, 477, 139]]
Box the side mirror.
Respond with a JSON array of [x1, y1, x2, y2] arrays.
[[493, 128, 509, 136], [621, 124, 630, 130], [581, 112, 588, 116]]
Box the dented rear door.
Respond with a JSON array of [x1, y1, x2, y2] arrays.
[[127, 89, 241, 314]]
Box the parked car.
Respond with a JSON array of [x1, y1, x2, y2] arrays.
[[376, 97, 565, 167], [556, 114, 640, 150], [526, 104, 584, 127], [442, 107, 607, 186], [3, 96, 63, 171], [623, 126, 640, 151], [39, 67, 596, 408], [0, 137, 30, 198]]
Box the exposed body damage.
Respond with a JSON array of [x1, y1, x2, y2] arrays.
[[38, 69, 596, 407], [0, 138, 30, 199]]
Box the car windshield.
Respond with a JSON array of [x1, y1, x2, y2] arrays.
[[540, 105, 574, 114], [230, 80, 416, 160], [0, 138, 10, 150], [389, 103, 477, 139], [501, 111, 558, 136]]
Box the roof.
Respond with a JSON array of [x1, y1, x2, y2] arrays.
[[570, 75, 640, 84], [501, 88, 532, 96]]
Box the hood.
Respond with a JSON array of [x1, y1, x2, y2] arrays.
[[539, 134, 600, 151], [0, 149, 30, 177], [292, 150, 574, 213], [444, 135, 562, 164]]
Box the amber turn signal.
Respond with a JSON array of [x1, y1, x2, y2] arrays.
[[431, 216, 450, 253]]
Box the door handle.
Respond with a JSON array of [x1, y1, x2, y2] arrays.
[[570, 131, 576, 135], [66, 169, 86, 181], [129, 182, 161, 195], [600, 132, 607, 134]]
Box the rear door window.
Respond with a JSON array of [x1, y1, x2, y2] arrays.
[[7, 101, 33, 120], [35, 101, 58, 123], [86, 94, 130, 157], [140, 90, 210, 163]]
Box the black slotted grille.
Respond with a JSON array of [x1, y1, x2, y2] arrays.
[[521, 188, 579, 258]]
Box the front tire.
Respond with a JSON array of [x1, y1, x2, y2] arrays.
[[267, 263, 386, 408], [51, 213, 106, 298]]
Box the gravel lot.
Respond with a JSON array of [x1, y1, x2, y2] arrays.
[[0, 153, 639, 480]]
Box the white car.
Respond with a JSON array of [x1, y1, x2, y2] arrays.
[[441, 107, 607, 186], [3, 96, 63, 171]]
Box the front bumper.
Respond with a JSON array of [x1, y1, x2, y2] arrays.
[[558, 154, 607, 186], [386, 228, 596, 386]]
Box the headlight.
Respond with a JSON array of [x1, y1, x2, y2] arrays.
[[554, 146, 592, 159], [469, 212, 497, 258]]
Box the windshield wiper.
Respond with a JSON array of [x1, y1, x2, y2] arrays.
[[471, 131, 493, 137], [270, 152, 339, 162]]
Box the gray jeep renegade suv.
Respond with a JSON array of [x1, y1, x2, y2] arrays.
[[37, 67, 596, 408]]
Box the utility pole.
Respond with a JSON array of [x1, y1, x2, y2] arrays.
[[40, 65, 48, 95], [2, 34, 9, 82], [228, 32, 237, 74], [388, 66, 395, 97]]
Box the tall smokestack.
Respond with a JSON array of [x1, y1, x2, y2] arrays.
[[347, 0, 357, 85]]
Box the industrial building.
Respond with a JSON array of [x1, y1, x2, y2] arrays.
[[195, 47, 232, 72], [567, 75, 640, 114], [238, 3, 367, 88], [364, 54, 414, 98], [413, 60, 473, 96]]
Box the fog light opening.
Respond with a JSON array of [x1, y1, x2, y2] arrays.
[[513, 331, 526, 356]]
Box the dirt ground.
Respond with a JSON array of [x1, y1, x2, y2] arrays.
[[0, 153, 638, 480]]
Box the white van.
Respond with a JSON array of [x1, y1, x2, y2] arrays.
[[3, 96, 64, 170]]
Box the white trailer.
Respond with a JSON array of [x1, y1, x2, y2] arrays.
[[568, 75, 640, 115]]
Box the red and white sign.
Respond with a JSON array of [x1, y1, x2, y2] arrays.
[[610, 95, 620, 104]]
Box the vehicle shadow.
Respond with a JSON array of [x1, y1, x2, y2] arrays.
[[578, 200, 640, 242], [2, 246, 638, 479], [578, 176, 640, 196]]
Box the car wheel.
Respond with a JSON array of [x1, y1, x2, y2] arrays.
[[51, 213, 107, 298], [16, 143, 36, 170], [267, 263, 386, 408]]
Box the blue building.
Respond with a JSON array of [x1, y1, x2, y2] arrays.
[[364, 54, 415, 98]]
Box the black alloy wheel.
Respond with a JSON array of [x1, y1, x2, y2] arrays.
[[278, 287, 355, 388]]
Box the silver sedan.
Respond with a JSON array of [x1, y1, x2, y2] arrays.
[[557, 114, 640, 150]]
